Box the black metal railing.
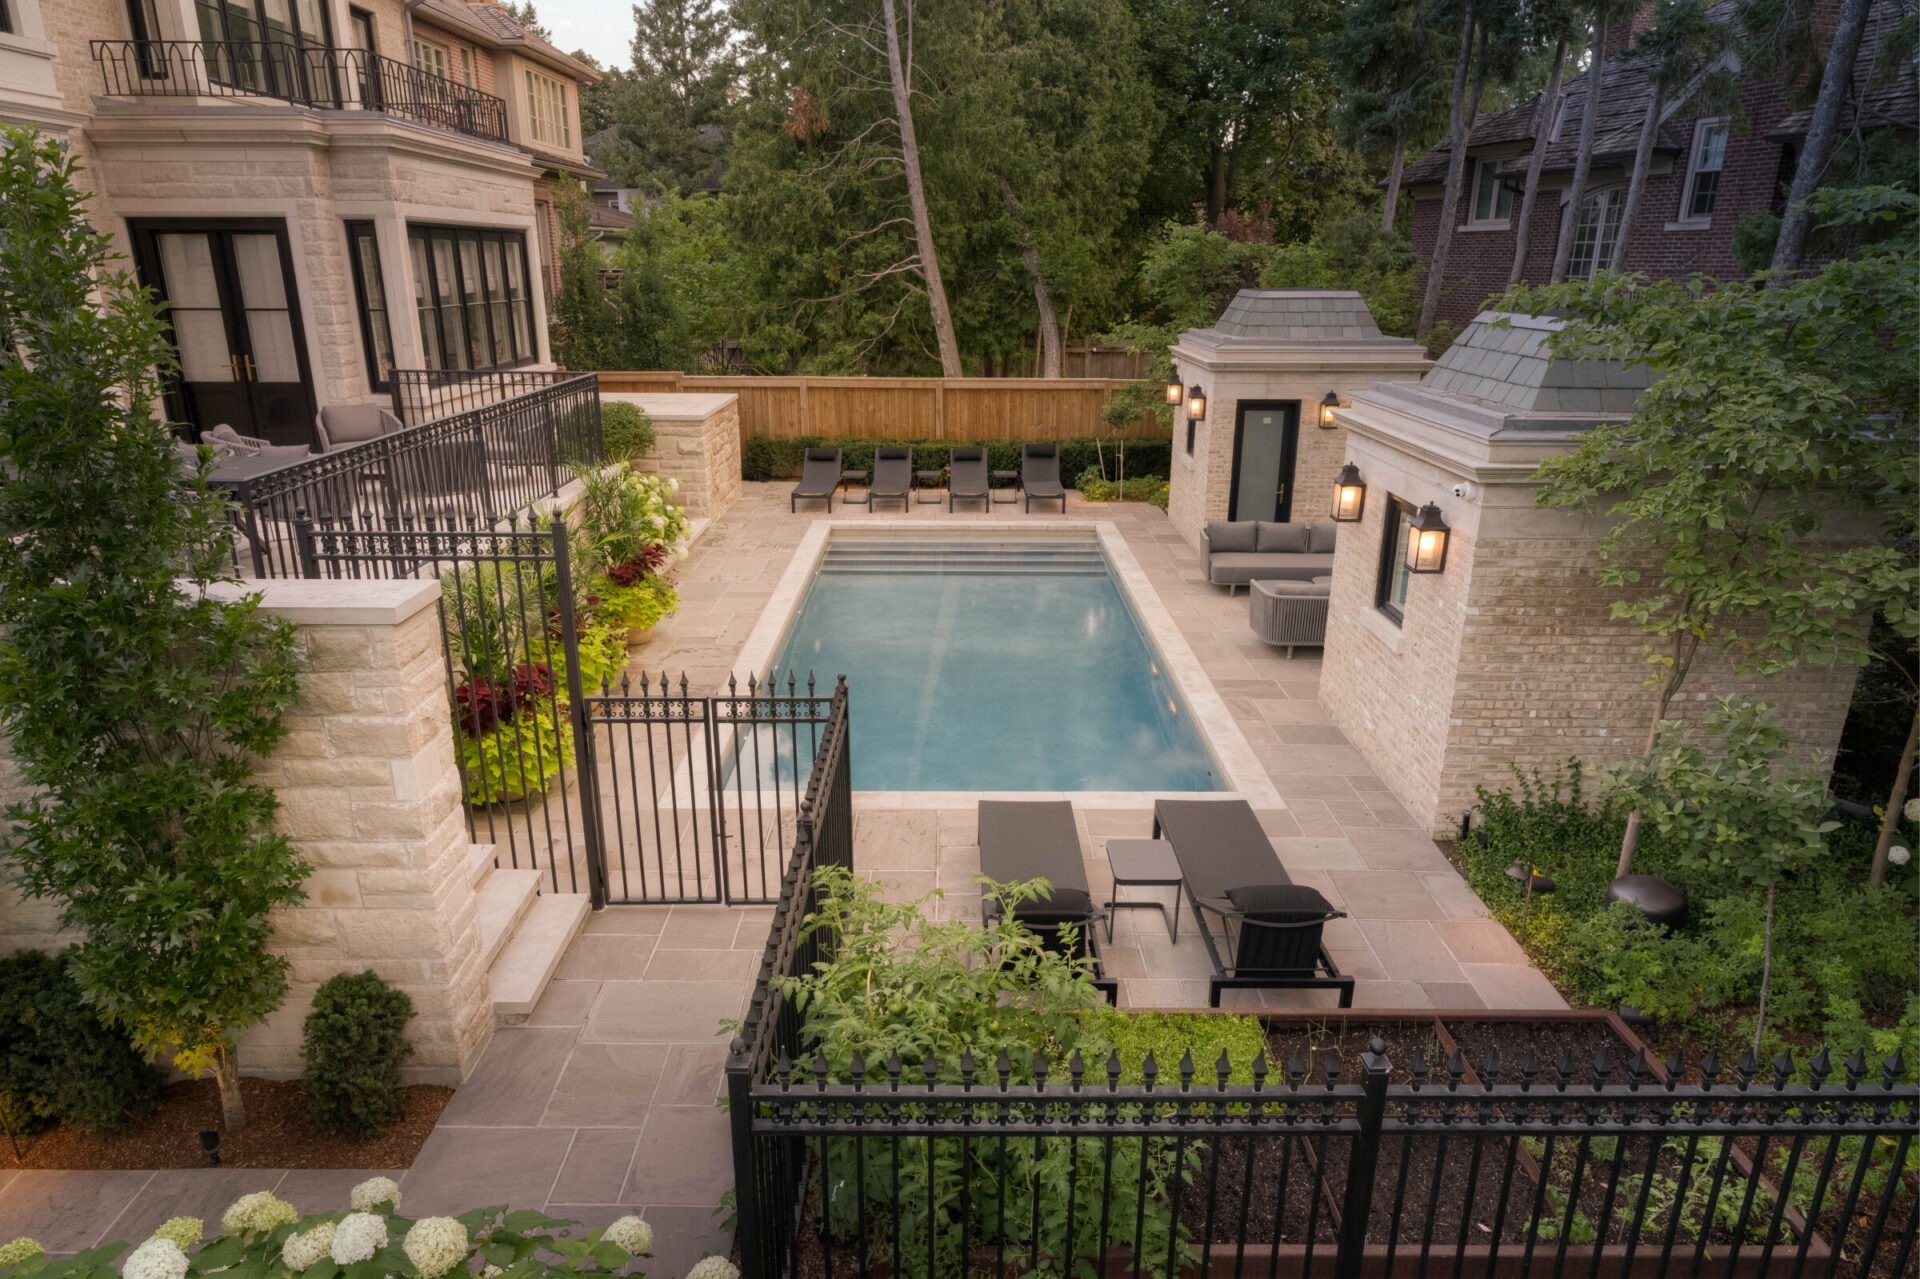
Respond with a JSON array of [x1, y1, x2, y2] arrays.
[[91, 39, 509, 144], [392, 369, 580, 426], [217, 372, 601, 578]]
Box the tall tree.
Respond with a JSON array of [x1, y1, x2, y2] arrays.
[[1329, 0, 1455, 232], [593, 0, 738, 193], [1508, 31, 1572, 283], [1613, 0, 1728, 255], [1769, 0, 1874, 274], [879, 0, 962, 376], [1416, 0, 1488, 341], [1550, 6, 1615, 281]]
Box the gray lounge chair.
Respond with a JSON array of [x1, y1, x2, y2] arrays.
[[1153, 798, 1353, 1008], [1021, 442, 1067, 513], [978, 800, 1116, 1002], [791, 446, 841, 512], [870, 446, 912, 512], [315, 403, 403, 452], [948, 447, 989, 511]]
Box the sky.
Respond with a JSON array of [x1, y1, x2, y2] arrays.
[[532, 0, 633, 71]]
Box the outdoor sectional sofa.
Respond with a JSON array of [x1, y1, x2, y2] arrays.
[[1199, 519, 1338, 591]]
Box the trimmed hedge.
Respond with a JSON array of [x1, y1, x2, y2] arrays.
[[742, 435, 1173, 484], [302, 969, 414, 1136], [0, 948, 162, 1137]]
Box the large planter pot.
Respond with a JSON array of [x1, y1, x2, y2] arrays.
[[625, 622, 657, 647]]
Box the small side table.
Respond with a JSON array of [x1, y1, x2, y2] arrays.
[[990, 469, 1021, 504], [915, 469, 945, 504], [839, 468, 870, 506], [1104, 838, 1183, 942]]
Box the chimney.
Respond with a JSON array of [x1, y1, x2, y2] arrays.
[[1602, 1, 1659, 60]]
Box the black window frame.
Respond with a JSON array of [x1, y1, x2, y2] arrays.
[[1, 1, 15, 36], [1374, 495, 1416, 626], [345, 221, 396, 393], [405, 224, 538, 374], [1185, 417, 1196, 455]]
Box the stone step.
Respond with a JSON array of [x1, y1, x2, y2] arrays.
[[490, 893, 592, 1020], [475, 868, 542, 972], [467, 843, 498, 888]]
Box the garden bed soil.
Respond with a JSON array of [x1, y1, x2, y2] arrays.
[[1, 1078, 450, 1170]]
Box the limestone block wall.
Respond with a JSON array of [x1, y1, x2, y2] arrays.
[[606, 392, 743, 520]]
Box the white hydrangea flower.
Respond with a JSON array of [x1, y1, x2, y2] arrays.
[[122, 1238, 189, 1279], [0, 1238, 46, 1267], [684, 1258, 739, 1279], [150, 1218, 201, 1250], [329, 1213, 388, 1265], [1890, 845, 1911, 867], [602, 1216, 652, 1256], [221, 1192, 299, 1236], [1903, 796, 1920, 824], [349, 1176, 402, 1213], [281, 1222, 336, 1272], [401, 1218, 467, 1279]]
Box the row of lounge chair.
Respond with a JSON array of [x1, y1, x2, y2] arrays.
[[976, 797, 1354, 1008], [790, 444, 1068, 514]]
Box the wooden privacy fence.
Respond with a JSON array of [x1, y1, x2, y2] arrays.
[[596, 372, 1165, 442]]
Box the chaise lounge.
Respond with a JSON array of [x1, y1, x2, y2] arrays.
[[948, 447, 990, 511], [791, 446, 842, 512], [1152, 797, 1353, 1008], [1021, 442, 1067, 513], [870, 446, 912, 512], [1200, 520, 1338, 592], [978, 800, 1117, 1002]]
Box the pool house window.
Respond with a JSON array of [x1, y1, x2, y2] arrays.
[[406, 225, 536, 372], [1375, 497, 1415, 624]]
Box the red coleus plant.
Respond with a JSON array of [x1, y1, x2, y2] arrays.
[[512, 662, 555, 706], [606, 544, 668, 587], [453, 678, 510, 737]]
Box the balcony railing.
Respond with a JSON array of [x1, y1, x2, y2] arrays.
[[92, 39, 509, 145]]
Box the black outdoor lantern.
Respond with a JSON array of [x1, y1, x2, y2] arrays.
[[1318, 390, 1341, 429], [1330, 462, 1367, 523], [1405, 502, 1451, 574], [1164, 376, 1184, 406], [1185, 384, 1207, 421]]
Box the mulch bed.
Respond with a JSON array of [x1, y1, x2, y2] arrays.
[[1, 1078, 450, 1170]]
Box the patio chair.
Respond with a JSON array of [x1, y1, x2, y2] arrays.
[[791, 446, 842, 512], [948, 447, 989, 511], [1021, 442, 1067, 513], [201, 423, 272, 457], [314, 402, 404, 452], [978, 800, 1117, 1002], [870, 446, 912, 512], [1152, 798, 1354, 1008]]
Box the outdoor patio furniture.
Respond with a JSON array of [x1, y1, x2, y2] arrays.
[[948, 447, 989, 510], [1152, 797, 1354, 1008], [790, 446, 842, 512], [870, 447, 912, 512], [990, 468, 1021, 504], [1104, 837, 1183, 942], [1249, 575, 1331, 657], [202, 423, 273, 457], [978, 799, 1116, 1001], [839, 467, 871, 507], [1200, 520, 1338, 592], [1021, 442, 1067, 513], [915, 468, 945, 504], [314, 402, 403, 453]]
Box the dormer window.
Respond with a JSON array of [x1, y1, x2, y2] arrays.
[[1680, 119, 1728, 221], [1469, 159, 1513, 225], [526, 68, 571, 149]]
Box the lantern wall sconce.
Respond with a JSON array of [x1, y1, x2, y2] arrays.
[[1406, 502, 1452, 574], [1165, 377, 1183, 405], [1318, 391, 1341, 429], [1185, 385, 1207, 420], [1330, 462, 1367, 523]]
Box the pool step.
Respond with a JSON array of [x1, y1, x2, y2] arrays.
[[822, 541, 1106, 575]]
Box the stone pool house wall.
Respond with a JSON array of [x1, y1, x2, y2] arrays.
[[1165, 290, 1431, 551], [1316, 311, 1863, 834]]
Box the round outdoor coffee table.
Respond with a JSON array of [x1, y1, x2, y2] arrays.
[[1103, 838, 1183, 942]]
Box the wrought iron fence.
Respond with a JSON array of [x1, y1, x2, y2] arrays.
[[392, 369, 580, 427], [218, 372, 601, 578], [91, 39, 509, 143]]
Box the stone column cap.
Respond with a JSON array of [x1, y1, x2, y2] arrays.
[[200, 578, 442, 626]]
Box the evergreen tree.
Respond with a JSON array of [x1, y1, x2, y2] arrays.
[[1329, 0, 1455, 231], [594, 0, 738, 194]]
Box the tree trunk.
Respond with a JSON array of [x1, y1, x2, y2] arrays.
[[1613, 78, 1664, 255], [1551, 12, 1609, 283], [1381, 134, 1408, 232], [1417, 4, 1485, 341], [998, 177, 1061, 378], [880, 0, 962, 377], [1617, 632, 1699, 877], [1771, 0, 1872, 276], [214, 1042, 246, 1133], [1870, 703, 1919, 887], [1510, 39, 1568, 285], [1208, 137, 1230, 223], [1752, 882, 1776, 1057]]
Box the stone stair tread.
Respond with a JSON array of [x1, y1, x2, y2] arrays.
[[489, 893, 592, 1018], [467, 844, 498, 887], [475, 868, 542, 971]]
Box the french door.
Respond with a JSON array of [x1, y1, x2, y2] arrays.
[[133, 221, 318, 448], [1229, 401, 1301, 523], [192, 0, 335, 100]]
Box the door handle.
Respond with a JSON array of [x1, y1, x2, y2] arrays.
[[241, 354, 257, 381], [229, 354, 242, 382]]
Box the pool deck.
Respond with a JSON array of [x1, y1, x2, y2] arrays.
[[0, 482, 1561, 1273]]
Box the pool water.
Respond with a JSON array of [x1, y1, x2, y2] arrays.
[[767, 539, 1221, 791]]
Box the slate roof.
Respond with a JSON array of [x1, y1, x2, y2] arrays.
[[1181, 290, 1421, 348], [1772, 0, 1918, 137], [1420, 311, 1648, 414]]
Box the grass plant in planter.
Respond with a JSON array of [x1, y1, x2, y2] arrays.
[[444, 571, 574, 807]]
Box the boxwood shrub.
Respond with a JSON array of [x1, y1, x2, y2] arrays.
[[0, 947, 163, 1136], [742, 435, 1173, 484], [302, 969, 415, 1136]]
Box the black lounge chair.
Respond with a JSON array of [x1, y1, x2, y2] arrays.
[[870, 446, 912, 512], [978, 800, 1117, 1002], [791, 446, 842, 512], [1153, 798, 1354, 1008], [1021, 442, 1067, 513], [948, 447, 989, 511]]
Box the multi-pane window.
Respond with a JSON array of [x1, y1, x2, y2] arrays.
[[406, 225, 536, 372], [345, 223, 396, 391], [525, 68, 571, 148], [460, 47, 477, 88], [1681, 120, 1728, 221], [413, 39, 450, 81], [1469, 159, 1513, 224], [1375, 498, 1415, 625], [1566, 188, 1625, 280]]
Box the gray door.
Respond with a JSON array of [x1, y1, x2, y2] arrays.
[[1229, 401, 1300, 523]]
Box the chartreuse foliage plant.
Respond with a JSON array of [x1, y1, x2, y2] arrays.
[[0, 127, 306, 1132]]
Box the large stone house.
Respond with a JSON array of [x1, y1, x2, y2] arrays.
[[0, 0, 600, 449], [1405, 0, 1918, 334]]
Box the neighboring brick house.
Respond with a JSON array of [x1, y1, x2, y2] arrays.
[[0, 0, 598, 449], [1405, 0, 1918, 334]]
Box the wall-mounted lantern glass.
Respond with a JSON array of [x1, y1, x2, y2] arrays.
[[1165, 377, 1184, 405], [1331, 462, 1367, 522], [1185, 385, 1206, 420], [1406, 502, 1451, 574], [1318, 391, 1341, 429]]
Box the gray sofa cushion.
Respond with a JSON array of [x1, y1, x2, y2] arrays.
[[1207, 552, 1335, 584], [1252, 578, 1329, 597], [1307, 520, 1338, 554], [1205, 521, 1257, 553], [1255, 521, 1308, 553]]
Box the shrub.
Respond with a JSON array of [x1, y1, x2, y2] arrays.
[[593, 574, 678, 637], [599, 402, 656, 460], [1076, 468, 1168, 503], [742, 435, 1173, 484], [573, 464, 691, 574], [0, 949, 162, 1137], [302, 971, 414, 1137]]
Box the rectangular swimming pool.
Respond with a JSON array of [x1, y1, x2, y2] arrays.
[[767, 537, 1223, 791]]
